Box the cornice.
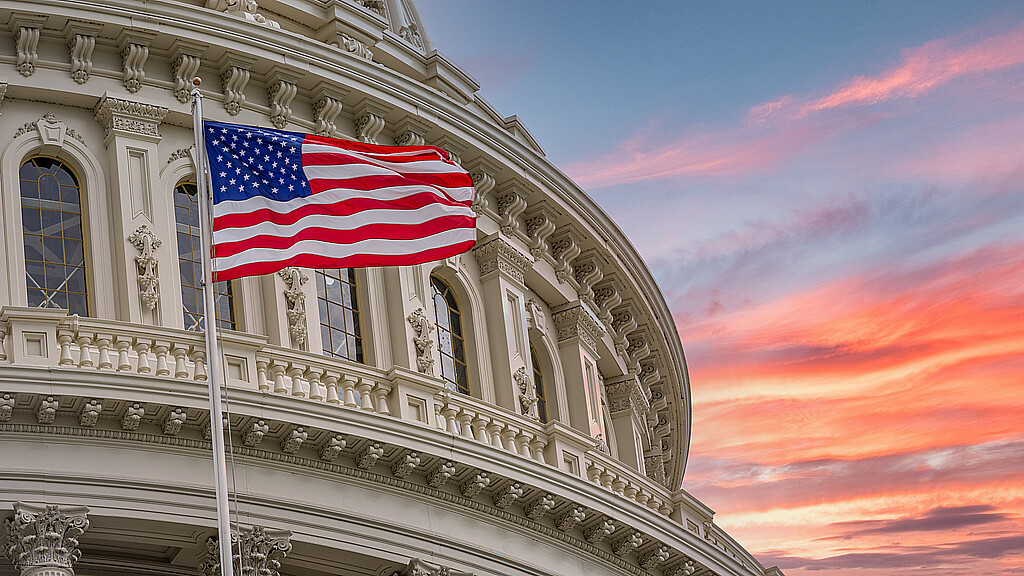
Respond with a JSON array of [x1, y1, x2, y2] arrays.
[[472, 235, 533, 286]]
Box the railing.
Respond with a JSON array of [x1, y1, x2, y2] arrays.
[[0, 306, 751, 567]]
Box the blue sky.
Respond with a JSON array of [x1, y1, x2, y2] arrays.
[[417, 3, 1024, 575]]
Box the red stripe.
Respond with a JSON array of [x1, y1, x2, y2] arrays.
[[307, 172, 472, 195], [303, 134, 456, 161], [303, 149, 447, 165], [213, 240, 476, 282], [214, 215, 477, 258], [214, 190, 469, 230]]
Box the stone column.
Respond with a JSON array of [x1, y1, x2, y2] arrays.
[[93, 94, 169, 325], [473, 234, 533, 412], [198, 525, 291, 576], [2, 502, 90, 576]]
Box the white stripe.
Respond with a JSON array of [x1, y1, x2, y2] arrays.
[[213, 202, 475, 244], [214, 184, 458, 217], [302, 142, 464, 175], [310, 178, 475, 203], [213, 227, 476, 272]]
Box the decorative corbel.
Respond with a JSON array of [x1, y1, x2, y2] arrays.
[[128, 225, 162, 310], [393, 115, 432, 147], [573, 251, 607, 308], [64, 21, 103, 84], [267, 68, 300, 129], [406, 308, 435, 375], [277, 267, 308, 347], [465, 158, 498, 215], [169, 40, 207, 104], [311, 83, 348, 137], [549, 229, 581, 286], [496, 182, 529, 236], [117, 30, 157, 93], [353, 99, 389, 144], [12, 16, 46, 77], [593, 279, 622, 326], [218, 54, 256, 116]]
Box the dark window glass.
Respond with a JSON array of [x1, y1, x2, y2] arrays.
[[431, 275, 469, 395], [316, 268, 363, 362], [20, 157, 88, 316], [174, 183, 235, 331], [531, 345, 548, 422]]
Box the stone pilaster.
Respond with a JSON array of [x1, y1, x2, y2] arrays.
[[2, 502, 90, 576], [552, 301, 607, 438], [94, 95, 170, 325], [473, 234, 534, 411]]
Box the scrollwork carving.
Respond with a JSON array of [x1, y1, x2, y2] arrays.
[[277, 267, 307, 347], [128, 225, 162, 310], [2, 503, 90, 572], [15, 26, 41, 77], [205, 0, 280, 28], [268, 79, 297, 129], [406, 308, 434, 375]]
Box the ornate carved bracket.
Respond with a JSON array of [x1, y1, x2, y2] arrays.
[[220, 61, 251, 116], [128, 225, 161, 310], [277, 267, 307, 347], [496, 184, 529, 236], [2, 502, 90, 575], [473, 236, 532, 286], [267, 69, 299, 129], [406, 308, 435, 375], [65, 22, 102, 84], [551, 303, 605, 353], [12, 16, 46, 77], [117, 31, 157, 94], [94, 96, 169, 141], [549, 230, 581, 286], [170, 40, 207, 104], [524, 205, 557, 259], [393, 116, 432, 147], [354, 102, 387, 144]]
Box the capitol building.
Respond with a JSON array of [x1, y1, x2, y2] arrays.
[[0, 2, 783, 576]]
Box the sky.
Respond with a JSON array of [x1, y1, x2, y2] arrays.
[[417, 2, 1024, 575]]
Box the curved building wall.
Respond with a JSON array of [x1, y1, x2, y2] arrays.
[[0, 2, 782, 576]]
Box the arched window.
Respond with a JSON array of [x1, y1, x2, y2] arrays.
[[530, 344, 548, 422], [316, 268, 363, 362], [431, 275, 469, 394], [20, 157, 88, 315], [174, 182, 235, 331]]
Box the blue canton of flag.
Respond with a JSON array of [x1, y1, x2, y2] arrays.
[[206, 123, 311, 203]]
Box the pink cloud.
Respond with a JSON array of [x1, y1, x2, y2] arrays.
[[796, 22, 1024, 116]]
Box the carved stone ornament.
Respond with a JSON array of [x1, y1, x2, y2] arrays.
[[514, 366, 538, 419], [120, 42, 149, 93], [473, 236, 532, 285], [406, 308, 434, 375], [358, 0, 386, 17], [67, 32, 97, 84], [2, 502, 91, 574], [399, 22, 425, 52], [94, 96, 168, 139], [199, 526, 292, 576], [128, 225, 162, 310], [355, 112, 385, 144], [605, 375, 650, 417], [392, 558, 474, 576], [469, 171, 494, 214], [524, 207, 556, 259], [312, 95, 343, 137], [549, 232, 581, 286], [205, 0, 281, 28], [15, 25, 41, 77], [496, 188, 528, 236], [0, 80, 7, 114], [220, 65, 250, 116], [0, 393, 15, 421], [267, 79, 297, 129], [172, 54, 201, 103], [551, 303, 605, 352], [339, 34, 373, 61], [525, 298, 546, 332], [277, 267, 307, 347]]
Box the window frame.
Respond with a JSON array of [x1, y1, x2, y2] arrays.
[[430, 274, 471, 395], [173, 181, 237, 331], [315, 267, 365, 363]]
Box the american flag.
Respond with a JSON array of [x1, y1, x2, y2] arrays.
[[203, 121, 477, 281]]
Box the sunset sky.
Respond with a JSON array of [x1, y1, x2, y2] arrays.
[[418, 2, 1024, 574]]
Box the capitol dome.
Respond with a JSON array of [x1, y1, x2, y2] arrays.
[[0, 2, 782, 576]]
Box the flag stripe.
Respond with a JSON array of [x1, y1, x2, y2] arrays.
[[214, 215, 476, 258], [212, 228, 476, 280], [205, 120, 476, 281]]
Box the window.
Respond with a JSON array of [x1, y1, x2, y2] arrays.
[[174, 183, 235, 331], [531, 344, 548, 422], [316, 268, 363, 362], [431, 275, 469, 394], [20, 158, 88, 315]]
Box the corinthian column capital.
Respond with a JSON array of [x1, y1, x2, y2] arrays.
[[2, 502, 90, 576]]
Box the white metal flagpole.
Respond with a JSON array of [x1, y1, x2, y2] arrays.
[[190, 76, 237, 576]]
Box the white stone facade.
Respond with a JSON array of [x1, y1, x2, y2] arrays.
[[0, 2, 782, 576]]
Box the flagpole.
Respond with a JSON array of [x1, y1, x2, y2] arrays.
[[191, 77, 237, 576]]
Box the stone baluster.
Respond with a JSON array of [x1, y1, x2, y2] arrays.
[[500, 426, 518, 454], [323, 373, 340, 404], [270, 363, 288, 394], [57, 332, 74, 366], [472, 414, 489, 443], [486, 420, 504, 449], [356, 379, 374, 411], [76, 335, 94, 368], [514, 430, 532, 456], [191, 350, 208, 381], [94, 337, 112, 370], [256, 359, 269, 391], [114, 339, 132, 371], [340, 376, 357, 407], [288, 365, 308, 397], [456, 410, 474, 439], [134, 341, 152, 374], [153, 343, 170, 375], [171, 347, 189, 379], [439, 404, 458, 434], [371, 381, 391, 415], [530, 437, 546, 462], [307, 369, 325, 401]]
